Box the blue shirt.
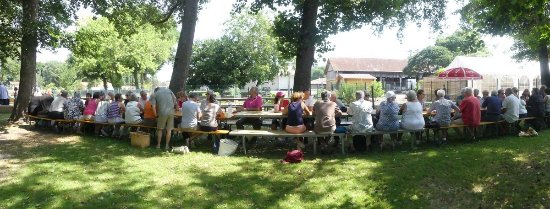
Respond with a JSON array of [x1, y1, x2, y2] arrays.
[[0, 85, 8, 99], [482, 96, 502, 115]]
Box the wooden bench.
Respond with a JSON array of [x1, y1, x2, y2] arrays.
[[228, 129, 345, 155], [424, 116, 538, 140], [348, 128, 426, 150]]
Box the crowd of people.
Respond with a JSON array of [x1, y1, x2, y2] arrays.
[[25, 84, 550, 153]]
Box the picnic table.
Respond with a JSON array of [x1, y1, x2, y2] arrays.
[[230, 110, 350, 119]]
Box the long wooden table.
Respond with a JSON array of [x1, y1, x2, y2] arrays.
[[230, 111, 350, 119]]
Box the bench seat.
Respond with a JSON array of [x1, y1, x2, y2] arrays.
[[229, 129, 345, 155]]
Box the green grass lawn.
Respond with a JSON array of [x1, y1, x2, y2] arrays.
[[1, 114, 550, 208]]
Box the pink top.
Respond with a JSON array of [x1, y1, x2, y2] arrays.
[[243, 95, 263, 110], [83, 99, 98, 115]]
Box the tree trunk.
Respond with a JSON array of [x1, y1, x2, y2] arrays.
[[133, 70, 140, 90], [140, 73, 145, 90], [538, 40, 550, 88], [102, 76, 108, 90], [168, 0, 199, 93], [10, 0, 38, 121], [293, 0, 319, 92]]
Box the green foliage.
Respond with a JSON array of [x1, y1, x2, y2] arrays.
[[0, 58, 20, 82], [237, 0, 448, 56], [69, 17, 176, 89], [461, 0, 550, 61], [189, 11, 285, 92], [37, 61, 80, 91], [404, 46, 454, 77], [435, 30, 489, 56], [311, 66, 324, 80], [370, 81, 384, 98]]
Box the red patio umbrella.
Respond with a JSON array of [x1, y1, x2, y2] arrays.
[[438, 67, 483, 80]]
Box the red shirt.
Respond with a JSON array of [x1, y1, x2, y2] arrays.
[[459, 95, 481, 127], [278, 99, 290, 111]]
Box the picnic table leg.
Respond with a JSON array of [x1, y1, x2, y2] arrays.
[[242, 136, 247, 155], [341, 134, 345, 155], [313, 137, 317, 155]]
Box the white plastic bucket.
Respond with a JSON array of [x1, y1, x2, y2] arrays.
[[218, 138, 238, 156]]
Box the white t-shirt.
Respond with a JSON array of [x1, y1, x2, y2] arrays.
[[304, 96, 315, 108], [49, 97, 67, 112], [502, 95, 520, 123], [125, 101, 142, 124], [181, 100, 201, 128]]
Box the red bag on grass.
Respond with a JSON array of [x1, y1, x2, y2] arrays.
[[281, 150, 304, 163]]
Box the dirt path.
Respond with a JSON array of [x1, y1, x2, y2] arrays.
[[0, 122, 80, 182]]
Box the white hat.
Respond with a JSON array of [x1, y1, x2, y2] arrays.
[[385, 91, 396, 99]]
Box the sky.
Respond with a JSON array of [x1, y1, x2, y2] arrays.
[[36, 0, 515, 82]]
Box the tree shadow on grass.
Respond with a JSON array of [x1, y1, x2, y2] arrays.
[[352, 131, 550, 208]]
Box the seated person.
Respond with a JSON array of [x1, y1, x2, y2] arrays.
[[142, 98, 157, 127], [125, 94, 143, 125], [482, 90, 502, 122], [272, 91, 290, 130], [428, 89, 460, 144], [84, 93, 92, 107], [181, 93, 202, 145], [283, 92, 311, 150], [235, 87, 263, 145], [400, 90, 426, 144], [314, 91, 342, 151], [48, 90, 69, 119], [82, 92, 99, 120], [347, 91, 374, 152], [106, 93, 125, 137], [28, 94, 54, 116], [376, 91, 400, 146], [64, 92, 84, 120], [200, 93, 225, 152], [94, 92, 110, 135]]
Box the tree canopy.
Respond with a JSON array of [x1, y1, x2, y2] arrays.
[[235, 0, 448, 91], [69, 17, 176, 89], [461, 0, 550, 87], [404, 46, 454, 78], [188, 11, 285, 92], [435, 30, 489, 56]]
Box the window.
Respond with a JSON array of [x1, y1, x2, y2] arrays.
[[500, 76, 514, 90], [533, 76, 542, 89], [519, 76, 530, 91]]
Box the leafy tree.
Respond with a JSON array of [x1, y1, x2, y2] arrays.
[[404, 46, 454, 78], [36, 61, 80, 91], [0, 58, 20, 82], [461, 0, 550, 87], [2, 0, 78, 120], [70, 18, 129, 90], [236, 0, 448, 91], [121, 23, 177, 89], [311, 66, 324, 80], [435, 30, 489, 56], [188, 11, 285, 92]]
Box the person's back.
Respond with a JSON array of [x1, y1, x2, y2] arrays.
[[527, 94, 545, 117], [64, 97, 84, 120], [502, 94, 520, 123], [143, 100, 155, 119], [430, 98, 455, 126], [200, 103, 220, 128], [125, 101, 142, 124], [0, 84, 8, 104], [83, 99, 98, 116], [376, 100, 400, 131], [181, 100, 200, 128], [287, 101, 304, 126], [483, 96, 502, 116], [460, 95, 481, 126], [314, 100, 337, 133], [107, 101, 122, 119], [49, 96, 67, 113], [401, 101, 425, 130], [348, 99, 373, 132], [152, 88, 176, 116]]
